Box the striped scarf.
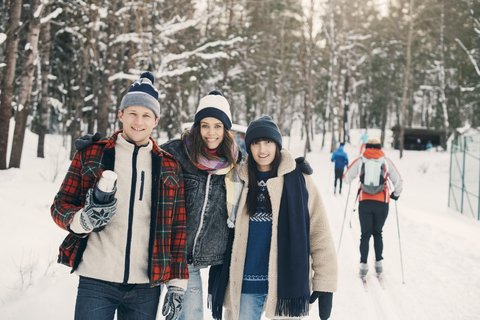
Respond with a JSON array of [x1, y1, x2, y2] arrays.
[[185, 137, 243, 228]]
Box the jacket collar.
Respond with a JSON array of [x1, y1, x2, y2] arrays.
[[363, 148, 385, 159]]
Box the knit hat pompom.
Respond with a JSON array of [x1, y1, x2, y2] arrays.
[[140, 71, 155, 85], [194, 90, 232, 130], [245, 116, 282, 154], [120, 71, 160, 118]]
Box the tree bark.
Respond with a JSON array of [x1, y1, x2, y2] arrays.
[[9, 0, 42, 168], [37, 4, 52, 158], [69, 45, 89, 160], [399, 0, 414, 159], [96, 1, 118, 138], [0, 0, 22, 169]]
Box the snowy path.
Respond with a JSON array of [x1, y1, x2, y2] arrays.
[[308, 142, 480, 320]]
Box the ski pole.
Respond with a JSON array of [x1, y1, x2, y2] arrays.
[[349, 187, 360, 228], [395, 200, 405, 284], [337, 183, 352, 254]]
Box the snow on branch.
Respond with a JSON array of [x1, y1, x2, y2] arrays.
[[0, 33, 6, 45], [346, 34, 372, 41], [108, 72, 139, 82], [57, 27, 87, 43], [41, 8, 63, 24], [113, 33, 152, 45], [157, 37, 243, 76], [455, 38, 480, 77], [157, 10, 224, 38]]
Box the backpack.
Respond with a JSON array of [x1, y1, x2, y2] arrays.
[[360, 156, 387, 194]]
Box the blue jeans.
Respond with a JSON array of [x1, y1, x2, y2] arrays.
[[74, 276, 161, 320], [238, 293, 299, 320], [178, 267, 204, 320]]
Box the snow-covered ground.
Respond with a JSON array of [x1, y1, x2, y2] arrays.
[[1, 126, 479, 320]]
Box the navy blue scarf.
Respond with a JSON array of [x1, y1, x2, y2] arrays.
[[208, 229, 234, 320], [275, 164, 311, 317]]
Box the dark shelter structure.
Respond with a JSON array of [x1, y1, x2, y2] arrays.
[[391, 126, 448, 150]]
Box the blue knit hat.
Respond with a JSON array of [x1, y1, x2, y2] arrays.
[[245, 116, 282, 153], [194, 90, 232, 130], [120, 72, 160, 118]]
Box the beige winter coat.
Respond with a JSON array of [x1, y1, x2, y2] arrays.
[[223, 149, 338, 320]]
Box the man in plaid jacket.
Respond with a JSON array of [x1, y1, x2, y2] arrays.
[[51, 72, 188, 320]]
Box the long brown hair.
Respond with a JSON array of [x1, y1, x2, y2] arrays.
[[245, 138, 282, 216], [181, 124, 239, 171]]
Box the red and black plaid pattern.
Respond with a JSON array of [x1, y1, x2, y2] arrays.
[[51, 130, 188, 286]]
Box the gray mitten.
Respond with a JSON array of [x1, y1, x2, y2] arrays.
[[80, 188, 117, 232], [75, 132, 101, 151], [162, 286, 184, 320]]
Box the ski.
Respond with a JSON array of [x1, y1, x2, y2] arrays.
[[360, 276, 369, 292], [376, 274, 386, 289]]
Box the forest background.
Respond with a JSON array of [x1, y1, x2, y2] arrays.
[[0, 0, 479, 169]]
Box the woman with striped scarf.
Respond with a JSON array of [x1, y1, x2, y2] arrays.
[[160, 90, 243, 320]]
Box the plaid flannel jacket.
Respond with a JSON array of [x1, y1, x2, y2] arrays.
[[51, 130, 188, 287]]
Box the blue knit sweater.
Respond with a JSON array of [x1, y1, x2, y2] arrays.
[[241, 170, 273, 294]]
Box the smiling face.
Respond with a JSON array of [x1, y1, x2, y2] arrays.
[[200, 117, 225, 150], [250, 139, 277, 172], [118, 106, 159, 146]]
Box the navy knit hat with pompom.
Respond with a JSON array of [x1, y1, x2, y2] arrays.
[[245, 116, 282, 154], [194, 90, 232, 130], [120, 72, 160, 118]]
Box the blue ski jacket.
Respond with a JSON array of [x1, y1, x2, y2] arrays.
[[331, 145, 349, 169]]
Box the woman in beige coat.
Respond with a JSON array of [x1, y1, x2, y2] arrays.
[[221, 116, 338, 320]]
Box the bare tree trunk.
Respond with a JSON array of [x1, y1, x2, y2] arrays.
[[326, 0, 338, 153], [9, 0, 42, 168], [222, 3, 233, 89], [37, 4, 52, 158], [438, 0, 449, 131], [69, 46, 89, 159], [381, 66, 394, 147], [97, 67, 114, 138], [277, 24, 287, 134], [303, 0, 316, 157], [0, 0, 22, 169], [343, 72, 349, 144], [399, 0, 414, 159]]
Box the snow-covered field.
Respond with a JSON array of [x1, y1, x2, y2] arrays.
[[1, 126, 479, 319]]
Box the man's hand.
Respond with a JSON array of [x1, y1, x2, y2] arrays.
[[162, 286, 184, 320], [80, 188, 117, 232]]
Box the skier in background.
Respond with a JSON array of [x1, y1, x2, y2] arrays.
[[426, 140, 433, 150], [331, 142, 349, 194], [343, 137, 403, 278], [359, 130, 369, 154]]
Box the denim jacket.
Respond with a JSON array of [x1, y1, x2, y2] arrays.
[[161, 139, 230, 267]]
